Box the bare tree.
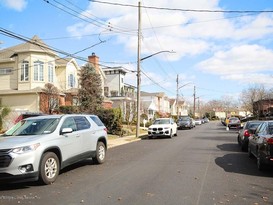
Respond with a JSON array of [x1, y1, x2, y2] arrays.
[[239, 84, 267, 115], [42, 83, 60, 114]]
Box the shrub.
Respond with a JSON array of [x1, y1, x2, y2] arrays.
[[96, 108, 122, 135]]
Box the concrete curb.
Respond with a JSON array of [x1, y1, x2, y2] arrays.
[[108, 134, 147, 148]]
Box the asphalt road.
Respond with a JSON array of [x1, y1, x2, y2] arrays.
[[1, 121, 273, 205]]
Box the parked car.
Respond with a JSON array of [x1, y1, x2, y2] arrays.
[[191, 118, 196, 127], [0, 114, 108, 185], [203, 117, 209, 123], [177, 116, 193, 129], [227, 117, 241, 129], [195, 118, 202, 125], [148, 118, 177, 139], [14, 112, 45, 124], [237, 121, 262, 151], [248, 120, 273, 170]]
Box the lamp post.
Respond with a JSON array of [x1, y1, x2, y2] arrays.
[[136, 50, 175, 138]]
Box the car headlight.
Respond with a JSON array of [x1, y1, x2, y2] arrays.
[[12, 143, 40, 154], [164, 127, 170, 129]]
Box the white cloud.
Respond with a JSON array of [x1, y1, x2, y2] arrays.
[[197, 44, 273, 86], [1, 0, 27, 11], [67, 1, 273, 61], [197, 44, 273, 75]]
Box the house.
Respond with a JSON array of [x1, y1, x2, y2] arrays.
[[0, 35, 82, 128], [140, 92, 170, 120], [103, 66, 136, 121], [253, 99, 273, 119]]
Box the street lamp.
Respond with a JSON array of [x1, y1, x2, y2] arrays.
[[136, 50, 175, 138]]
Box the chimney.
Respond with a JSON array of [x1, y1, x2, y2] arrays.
[[88, 52, 100, 73]]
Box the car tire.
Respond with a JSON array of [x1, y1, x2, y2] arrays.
[[248, 146, 253, 158], [169, 130, 173, 138], [237, 135, 241, 145], [257, 152, 265, 171], [39, 152, 60, 185], [93, 141, 106, 164]]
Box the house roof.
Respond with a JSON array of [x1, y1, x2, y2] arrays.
[[0, 35, 57, 60], [103, 66, 127, 74], [55, 57, 74, 66], [141, 91, 165, 97]]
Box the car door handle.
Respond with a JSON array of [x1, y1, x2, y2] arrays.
[[75, 134, 80, 138]]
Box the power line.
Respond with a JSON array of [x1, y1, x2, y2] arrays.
[[90, 1, 273, 13], [43, 0, 138, 36]]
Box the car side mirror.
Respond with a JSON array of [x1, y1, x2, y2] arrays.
[[61, 127, 73, 135]]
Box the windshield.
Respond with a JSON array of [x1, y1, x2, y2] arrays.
[[4, 118, 59, 136], [153, 119, 170, 125], [179, 118, 190, 122]]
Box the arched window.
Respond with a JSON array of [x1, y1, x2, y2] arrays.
[[34, 61, 44, 81]]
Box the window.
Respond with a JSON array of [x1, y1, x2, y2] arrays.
[[49, 97, 59, 110], [34, 61, 44, 81], [21, 61, 29, 81], [72, 97, 79, 106], [74, 116, 90, 130], [68, 74, 75, 88], [90, 116, 104, 127], [104, 87, 109, 96], [0, 68, 13, 75], [61, 117, 77, 131], [48, 64, 54, 83]]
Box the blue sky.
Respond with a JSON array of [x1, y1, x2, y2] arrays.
[[1, 0, 273, 104]]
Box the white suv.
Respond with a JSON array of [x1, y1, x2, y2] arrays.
[[148, 118, 177, 139], [0, 114, 107, 185]]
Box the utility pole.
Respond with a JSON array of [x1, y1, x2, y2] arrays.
[[136, 1, 141, 138], [193, 86, 196, 118], [176, 74, 179, 118]]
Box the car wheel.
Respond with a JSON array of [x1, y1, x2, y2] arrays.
[[257, 152, 265, 171], [237, 135, 241, 145], [241, 144, 247, 152], [93, 141, 106, 164], [248, 146, 253, 158], [39, 152, 60, 185], [169, 130, 173, 138]]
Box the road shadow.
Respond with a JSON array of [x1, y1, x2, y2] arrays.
[[215, 153, 273, 177], [215, 142, 273, 177], [216, 143, 241, 152]]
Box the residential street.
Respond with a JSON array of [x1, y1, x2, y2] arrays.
[[0, 121, 273, 205]]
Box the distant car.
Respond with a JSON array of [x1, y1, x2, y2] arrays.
[[148, 118, 177, 139], [0, 114, 108, 185], [227, 117, 241, 129], [195, 119, 202, 125], [248, 120, 273, 170], [203, 117, 209, 123], [237, 121, 262, 151], [177, 116, 193, 129]]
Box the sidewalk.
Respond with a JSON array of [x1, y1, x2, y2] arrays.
[[108, 132, 147, 148]]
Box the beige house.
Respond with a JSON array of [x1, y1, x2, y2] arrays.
[[0, 35, 81, 128]]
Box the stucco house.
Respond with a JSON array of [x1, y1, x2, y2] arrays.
[[0, 35, 83, 128], [103, 67, 136, 121]]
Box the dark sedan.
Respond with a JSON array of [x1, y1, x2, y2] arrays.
[[248, 120, 273, 170], [177, 117, 193, 129], [237, 120, 262, 151]]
